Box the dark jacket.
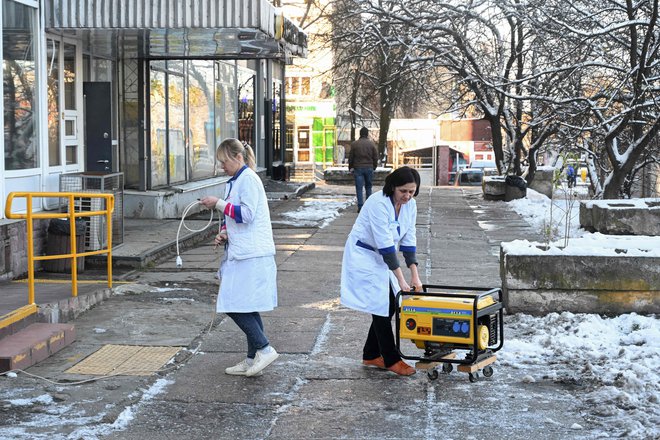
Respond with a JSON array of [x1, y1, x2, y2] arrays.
[[349, 137, 379, 170]]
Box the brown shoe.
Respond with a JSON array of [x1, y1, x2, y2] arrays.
[[387, 360, 416, 376], [362, 356, 386, 369]]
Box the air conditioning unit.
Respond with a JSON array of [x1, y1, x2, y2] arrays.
[[59, 172, 124, 250], [78, 196, 107, 251]]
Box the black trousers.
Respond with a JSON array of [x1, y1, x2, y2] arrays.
[[362, 288, 400, 367]]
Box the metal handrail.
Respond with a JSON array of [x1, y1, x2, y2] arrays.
[[2, 192, 114, 328]]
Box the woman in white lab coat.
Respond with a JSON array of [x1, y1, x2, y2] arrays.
[[340, 166, 423, 376], [199, 138, 278, 377]]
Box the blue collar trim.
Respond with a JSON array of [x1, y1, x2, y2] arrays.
[[228, 165, 248, 182]]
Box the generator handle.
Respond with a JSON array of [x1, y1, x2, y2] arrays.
[[421, 284, 494, 292]]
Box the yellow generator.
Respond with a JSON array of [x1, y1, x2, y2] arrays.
[[395, 285, 504, 382]]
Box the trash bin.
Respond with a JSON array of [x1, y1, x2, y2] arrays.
[[504, 175, 527, 201], [272, 163, 289, 181], [43, 219, 86, 273]]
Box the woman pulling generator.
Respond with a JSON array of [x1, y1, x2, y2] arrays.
[[340, 166, 423, 376]]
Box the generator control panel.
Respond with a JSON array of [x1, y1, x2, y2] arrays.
[[433, 318, 470, 337]]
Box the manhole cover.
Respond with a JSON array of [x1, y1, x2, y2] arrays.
[[66, 344, 181, 376]]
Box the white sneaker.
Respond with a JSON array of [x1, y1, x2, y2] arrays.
[[245, 347, 279, 377], [225, 359, 262, 376]]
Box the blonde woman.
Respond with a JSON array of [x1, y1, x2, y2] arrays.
[[200, 139, 278, 377]]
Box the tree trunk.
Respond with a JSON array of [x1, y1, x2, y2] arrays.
[[378, 104, 392, 164]]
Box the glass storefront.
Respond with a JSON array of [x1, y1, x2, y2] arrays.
[[237, 67, 255, 148], [149, 60, 239, 187], [273, 80, 282, 162], [167, 72, 186, 184], [189, 60, 215, 180], [150, 64, 168, 187], [3, 0, 38, 171], [214, 61, 237, 168]]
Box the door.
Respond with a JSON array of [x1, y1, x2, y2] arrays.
[[83, 82, 112, 172], [297, 127, 310, 162]]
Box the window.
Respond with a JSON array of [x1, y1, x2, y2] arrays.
[[3, 0, 39, 170], [286, 76, 311, 96], [47, 39, 61, 166]]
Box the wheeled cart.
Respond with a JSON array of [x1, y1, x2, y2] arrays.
[[395, 285, 504, 382]]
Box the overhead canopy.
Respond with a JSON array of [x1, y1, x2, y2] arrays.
[[44, 0, 307, 59]]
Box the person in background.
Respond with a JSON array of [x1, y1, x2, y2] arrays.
[[349, 127, 379, 213], [199, 138, 278, 377], [566, 164, 577, 188], [340, 166, 423, 376]]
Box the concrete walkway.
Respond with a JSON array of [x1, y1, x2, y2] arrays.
[[0, 184, 600, 440]]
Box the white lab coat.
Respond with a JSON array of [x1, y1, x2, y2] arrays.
[[216, 166, 277, 313], [340, 190, 417, 317]]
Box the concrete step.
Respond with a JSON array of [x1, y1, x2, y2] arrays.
[[0, 323, 76, 372]]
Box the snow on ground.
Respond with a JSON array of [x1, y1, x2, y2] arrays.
[[497, 188, 660, 438], [507, 188, 585, 241], [506, 188, 660, 256], [0, 378, 174, 440], [275, 194, 355, 228], [500, 312, 660, 438]]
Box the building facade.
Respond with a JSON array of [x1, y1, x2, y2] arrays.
[[280, 1, 336, 180], [1, 0, 306, 278]]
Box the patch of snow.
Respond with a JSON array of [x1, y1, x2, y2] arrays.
[[6, 394, 53, 406], [502, 235, 660, 256], [153, 287, 193, 293], [278, 197, 354, 228], [68, 378, 174, 439], [507, 188, 583, 240], [500, 312, 660, 437]]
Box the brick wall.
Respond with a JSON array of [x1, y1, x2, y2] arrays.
[[0, 219, 48, 281]]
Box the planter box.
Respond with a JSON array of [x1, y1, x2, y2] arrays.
[[500, 238, 660, 315], [580, 198, 660, 235]]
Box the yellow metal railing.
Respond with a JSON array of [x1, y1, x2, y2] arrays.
[[2, 192, 114, 329]]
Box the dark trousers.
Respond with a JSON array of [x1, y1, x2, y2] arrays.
[[354, 167, 374, 209], [227, 312, 269, 359], [362, 288, 400, 367]]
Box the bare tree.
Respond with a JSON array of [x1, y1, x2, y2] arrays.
[[540, 0, 660, 198], [328, 0, 434, 161]]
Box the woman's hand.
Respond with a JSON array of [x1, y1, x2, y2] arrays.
[[213, 232, 228, 250], [411, 277, 423, 292], [199, 196, 219, 209], [398, 279, 411, 292]]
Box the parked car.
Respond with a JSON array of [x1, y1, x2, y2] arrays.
[[454, 168, 484, 186], [468, 160, 498, 176]]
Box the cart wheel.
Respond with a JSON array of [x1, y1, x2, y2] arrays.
[[427, 369, 439, 380], [468, 372, 479, 383], [442, 363, 453, 374], [483, 366, 494, 377]]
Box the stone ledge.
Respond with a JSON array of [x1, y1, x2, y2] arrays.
[[501, 248, 660, 315], [37, 288, 114, 323], [580, 198, 660, 235], [483, 176, 506, 201], [323, 167, 392, 186]]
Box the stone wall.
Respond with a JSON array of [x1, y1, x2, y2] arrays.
[[501, 248, 660, 315], [0, 219, 48, 281]]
